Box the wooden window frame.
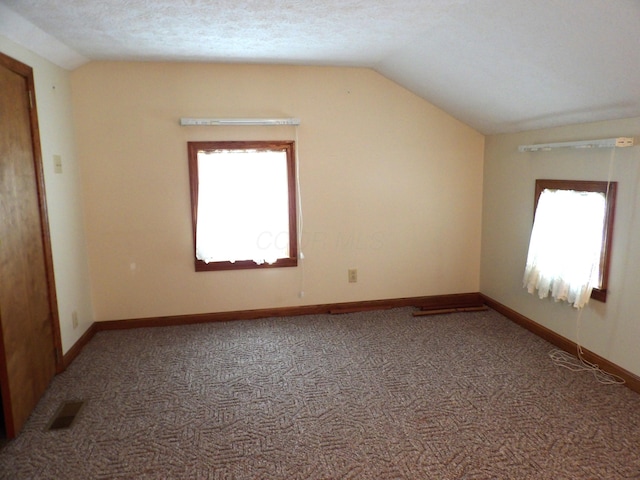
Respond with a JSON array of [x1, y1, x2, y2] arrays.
[[188, 140, 298, 272], [534, 179, 617, 302]]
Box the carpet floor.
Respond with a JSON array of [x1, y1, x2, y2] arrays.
[[1, 307, 639, 479]]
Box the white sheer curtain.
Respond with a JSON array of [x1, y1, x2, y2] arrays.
[[523, 189, 606, 309], [195, 150, 290, 265]]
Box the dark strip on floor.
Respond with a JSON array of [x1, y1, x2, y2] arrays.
[[46, 401, 85, 431]]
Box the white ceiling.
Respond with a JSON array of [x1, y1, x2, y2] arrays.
[[1, 0, 639, 134]]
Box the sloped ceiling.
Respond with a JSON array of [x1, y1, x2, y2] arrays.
[[1, 0, 639, 134]]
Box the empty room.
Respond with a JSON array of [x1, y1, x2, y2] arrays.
[[0, 0, 639, 478]]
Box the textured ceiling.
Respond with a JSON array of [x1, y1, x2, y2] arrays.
[[1, 0, 639, 134]]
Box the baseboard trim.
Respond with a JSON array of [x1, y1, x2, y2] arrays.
[[62, 293, 480, 369], [94, 292, 484, 331], [63, 322, 97, 369], [481, 294, 640, 394], [61, 292, 639, 395]]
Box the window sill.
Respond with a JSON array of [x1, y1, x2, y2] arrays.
[[591, 288, 607, 303], [195, 257, 298, 272]]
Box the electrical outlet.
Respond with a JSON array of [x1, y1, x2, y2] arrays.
[[72, 311, 79, 329], [348, 268, 358, 283]]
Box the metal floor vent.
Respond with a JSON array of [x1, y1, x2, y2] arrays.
[[46, 401, 85, 431]]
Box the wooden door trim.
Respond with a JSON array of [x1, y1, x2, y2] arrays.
[[0, 51, 63, 372]]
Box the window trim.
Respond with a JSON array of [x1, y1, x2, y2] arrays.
[[533, 179, 617, 302], [187, 140, 298, 272]]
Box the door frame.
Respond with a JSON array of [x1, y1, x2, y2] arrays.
[[0, 53, 64, 422]]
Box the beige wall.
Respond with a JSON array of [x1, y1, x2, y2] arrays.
[[481, 117, 640, 377], [71, 62, 484, 321], [0, 36, 95, 353]]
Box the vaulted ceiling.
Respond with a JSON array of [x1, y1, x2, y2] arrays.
[[1, 0, 639, 134]]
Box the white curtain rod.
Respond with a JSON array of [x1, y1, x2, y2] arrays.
[[180, 117, 301, 126], [518, 137, 634, 152]]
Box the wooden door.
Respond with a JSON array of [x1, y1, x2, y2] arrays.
[[0, 52, 62, 439]]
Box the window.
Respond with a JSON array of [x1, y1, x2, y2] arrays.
[[187, 140, 298, 272], [523, 179, 617, 307]]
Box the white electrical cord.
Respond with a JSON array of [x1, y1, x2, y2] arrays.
[[548, 347, 625, 385], [549, 147, 624, 385], [295, 126, 305, 298], [549, 270, 625, 383]]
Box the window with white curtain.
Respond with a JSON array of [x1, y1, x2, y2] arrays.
[[523, 179, 617, 308], [187, 140, 298, 272]]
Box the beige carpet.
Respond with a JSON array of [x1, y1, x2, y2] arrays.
[[1, 307, 639, 479]]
